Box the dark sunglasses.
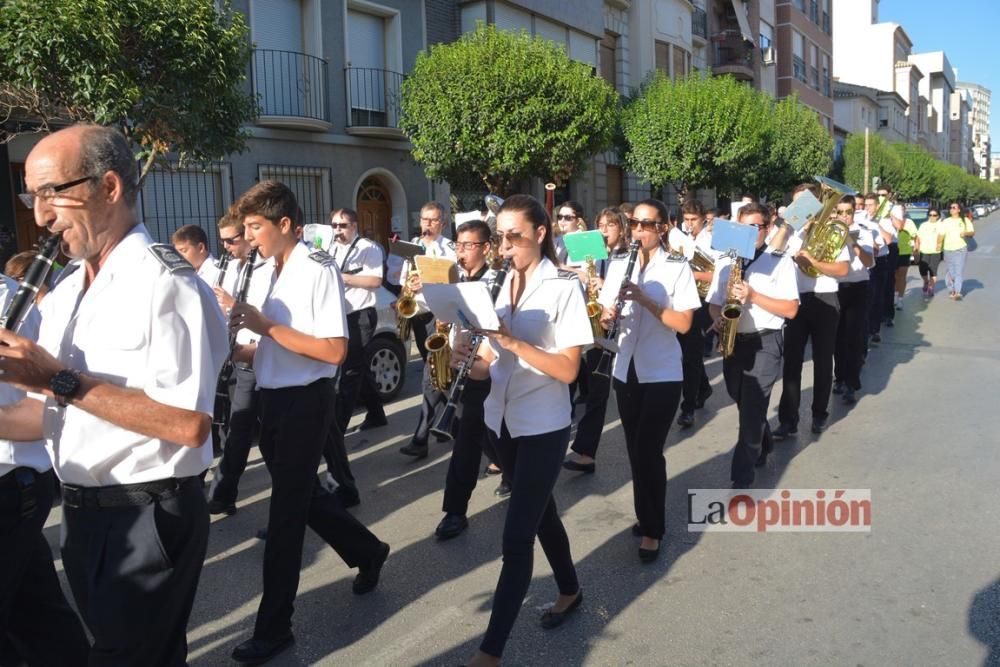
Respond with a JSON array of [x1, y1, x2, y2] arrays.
[[628, 218, 658, 230], [556, 213, 578, 221], [220, 233, 243, 245]]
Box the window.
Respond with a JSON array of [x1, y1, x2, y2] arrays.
[[673, 45, 689, 80], [655, 41, 688, 80], [655, 40, 669, 75], [878, 108, 888, 128], [257, 165, 332, 226], [141, 162, 232, 254], [600, 32, 617, 90], [759, 20, 773, 50]]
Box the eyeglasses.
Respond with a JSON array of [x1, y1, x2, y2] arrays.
[[454, 241, 486, 250], [420, 217, 441, 224], [836, 208, 854, 214], [929, 213, 940, 217], [220, 233, 243, 245], [331, 223, 352, 229], [556, 213, 577, 221], [496, 231, 534, 246], [597, 221, 620, 230], [18, 175, 95, 209], [628, 218, 658, 231]]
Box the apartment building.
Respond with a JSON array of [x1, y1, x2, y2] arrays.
[[958, 81, 992, 180], [774, 0, 833, 132]]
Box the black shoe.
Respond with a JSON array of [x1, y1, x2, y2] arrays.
[[562, 458, 596, 474], [540, 591, 583, 629], [232, 634, 294, 664], [350, 415, 388, 434], [631, 523, 642, 537], [886, 319, 894, 328], [335, 486, 361, 508], [772, 423, 797, 441], [494, 480, 512, 497], [871, 333, 881, 344], [811, 417, 827, 434], [638, 542, 661, 564], [353, 542, 390, 595], [677, 411, 695, 429], [832, 380, 844, 395], [399, 441, 429, 459], [484, 464, 502, 476], [208, 499, 237, 516], [843, 390, 857, 405], [695, 386, 713, 408], [732, 482, 751, 489], [256, 528, 268, 540], [435, 514, 468, 541], [754, 451, 768, 468]]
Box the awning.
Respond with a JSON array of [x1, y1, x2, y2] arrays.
[[731, 0, 754, 44]]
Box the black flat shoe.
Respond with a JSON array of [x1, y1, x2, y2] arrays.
[[695, 387, 713, 408], [562, 458, 596, 473], [353, 542, 390, 595], [399, 441, 429, 459], [811, 416, 827, 434], [435, 513, 468, 541], [677, 411, 694, 429], [232, 634, 294, 664], [540, 591, 583, 629], [638, 543, 660, 563], [335, 487, 361, 508], [754, 451, 768, 468], [350, 415, 388, 434], [484, 464, 502, 476], [208, 499, 236, 516], [494, 480, 512, 497], [772, 423, 797, 440]]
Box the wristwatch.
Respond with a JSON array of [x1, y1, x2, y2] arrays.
[[50, 369, 82, 408]]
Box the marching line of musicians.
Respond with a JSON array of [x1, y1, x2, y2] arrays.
[[0, 124, 977, 667]]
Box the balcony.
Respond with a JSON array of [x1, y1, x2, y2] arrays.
[[252, 49, 331, 131], [345, 67, 405, 139], [692, 7, 708, 43], [792, 55, 807, 83], [811, 66, 819, 90], [711, 32, 754, 81]]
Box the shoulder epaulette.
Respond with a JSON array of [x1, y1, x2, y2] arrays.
[[148, 244, 193, 273], [309, 250, 336, 267], [556, 268, 579, 280], [665, 252, 687, 262]]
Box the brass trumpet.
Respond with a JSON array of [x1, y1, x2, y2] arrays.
[[425, 320, 453, 392]]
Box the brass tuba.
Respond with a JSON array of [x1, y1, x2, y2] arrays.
[[396, 258, 419, 341], [799, 176, 854, 278], [425, 320, 453, 392], [689, 246, 715, 299], [718, 250, 743, 359]]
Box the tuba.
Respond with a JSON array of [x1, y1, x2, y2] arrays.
[[799, 176, 854, 278], [425, 320, 453, 392], [396, 258, 419, 341], [689, 246, 715, 299], [718, 250, 743, 359]]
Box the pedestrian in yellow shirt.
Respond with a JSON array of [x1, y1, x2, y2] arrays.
[[941, 201, 975, 300], [915, 208, 943, 298]]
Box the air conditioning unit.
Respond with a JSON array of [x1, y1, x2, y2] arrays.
[[761, 46, 776, 65]]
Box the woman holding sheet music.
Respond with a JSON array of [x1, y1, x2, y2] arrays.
[[597, 199, 701, 563], [454, 194, 592, 667]]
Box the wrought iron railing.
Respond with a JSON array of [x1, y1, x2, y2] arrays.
[[793, 56, 807, 83], [692, 7, 707, 39], [252, 49, 330, 122], [345, 67, 404, 129]]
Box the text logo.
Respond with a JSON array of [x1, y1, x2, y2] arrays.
[[687, 489, 872, 532]]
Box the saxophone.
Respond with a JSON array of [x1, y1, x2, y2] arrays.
[[584, 257, 605, 338], [718, 251, 743, 358], [425, 320, 453, 392], [689, 246, 715, 299], [396, 258, 418, 341]]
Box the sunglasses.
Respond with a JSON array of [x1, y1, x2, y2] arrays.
[[836, 208, 854, 214], [331, 222, 352, 229], [496, 230, 534, 247], [929, 213, 939, 217], [556, 213, 578, 221], [220, 233, 243, 245], [628, 218, 658, 231]]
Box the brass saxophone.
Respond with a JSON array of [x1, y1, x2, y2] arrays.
[[425, 320, 453, 392], [396, 258, 419, 341], [718, 251, 743, 358], [584, 257, 605, 339]]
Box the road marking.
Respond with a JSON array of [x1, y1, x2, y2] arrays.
[[359, 605, 466, 666]]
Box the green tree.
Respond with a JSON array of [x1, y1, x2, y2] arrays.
[[890, 143, 936, 200], [622, 71, 771, 200], [399, 23, 618, 195], [843, 132, 902, 193], [0, 0, 257, 183]]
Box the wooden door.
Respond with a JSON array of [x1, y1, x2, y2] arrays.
[[10, 163, 42, 251], [356, 177, 391, 249]]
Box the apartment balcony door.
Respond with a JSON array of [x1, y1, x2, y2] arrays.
[[356, 177, 391, 249], [9, 163, 42, 252]]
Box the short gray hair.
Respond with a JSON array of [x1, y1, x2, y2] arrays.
[[78, 125, 139, 207]]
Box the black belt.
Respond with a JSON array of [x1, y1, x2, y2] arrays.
[[735, 329, 780, 341], [62, 476, 199, 510]]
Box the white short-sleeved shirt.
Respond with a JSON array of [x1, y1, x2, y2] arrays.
[[416, 235, 457, 260], [707, 249, 800, 333], [253, 243, 348, 389], [332, 236, 384, 313], [842, 222, 875, 283], [784, 231, 852, 294], [858, 215, 889, 256], [33, 224, 229, 486], [0, 274, 50, 477], [484, 258, 593, 438], [598, 250, 701, 383], [230, 255, 275, 347], [197, 253, 222, 287]]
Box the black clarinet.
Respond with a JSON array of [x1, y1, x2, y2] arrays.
[[429, 257, 511, 441], [213, 249, 258, 427], [1, 233, 62, 332], [214, 252, 232, 289], [593, 240, 641, 379]]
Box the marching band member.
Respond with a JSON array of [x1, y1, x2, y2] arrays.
[[227, 181, 389, 664], [410, 201, 457, 360], [598, 199, 700, 562], [172, 222, 223, 287], [833, 195, 875, 405], [0, 125, 228, 664], [563, 207, 631, 473], [862, 193, 890, 344], [208, 212, 274, 516], [457, 194, 591, 667], [707, 202, 799, 489], [774, 185, 851, 439], [553, 200, 587, 265]]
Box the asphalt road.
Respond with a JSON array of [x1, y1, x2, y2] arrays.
[[44, 211, 1000, 666]]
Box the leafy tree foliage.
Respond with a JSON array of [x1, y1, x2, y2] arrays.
[[843, 132, 901, 194]]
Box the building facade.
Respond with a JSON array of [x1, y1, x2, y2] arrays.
[[958, 81, 992, 180], [773, 0, 833, 132]]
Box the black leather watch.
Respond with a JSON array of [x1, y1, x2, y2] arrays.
[[50, 369, 82, 408]]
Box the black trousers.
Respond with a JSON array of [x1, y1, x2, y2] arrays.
[[834, 280, 870, 392], [480, 423, 578, 658], [0, 468, 88, 666], [723, 330, 783, 485], [614, 361, 683, 539], [677, 301, 712, 413], [255, 379, 383, 641], [441, 378, 502, 516], [883, 242, 899, 322], [569, 348, 613, 459], [778, 291, 840, 427], [868, 254, 891, 335], [210, 365, 260, 506], [61, 476, 208, 666]]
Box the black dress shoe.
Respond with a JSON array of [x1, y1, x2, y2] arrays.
[[399, 441, 429, 459], [754, 451, 768, 468], [484, 464, 502, 476], [540, 591, 583, 629], [208, 499, 236, 516], [435, 513, 468, 540], [732, 481, 751, 489], [832, 380, 844, 395], [494, 480, 512, 497], [842, 390, 857, 405], [232, 634, 294, 664], [677, 411, 695, 429], [772, 423, 797, 441], [638, 543, 661, 563], [562, 458, 596, 473], [353, 541, 390, 595], [335, 486, 361, 508], [695, 386, 713, 408], [811, 416, 828, 434], [349, 415, 388, 434]]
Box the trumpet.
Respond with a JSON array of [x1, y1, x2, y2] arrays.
[[717, 250, 743, 358], [396, 258, 419, 341], [425, 320, 453, 392]]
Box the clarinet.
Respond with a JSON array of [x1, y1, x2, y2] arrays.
[[214, 252, 232, 289], [429, 257, 511, 441], [1, 233, 62, 332], [213, 249, 258, 427], [593, 240, 641, 379]]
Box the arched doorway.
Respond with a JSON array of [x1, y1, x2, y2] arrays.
[[356, 177, 391, 249]]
